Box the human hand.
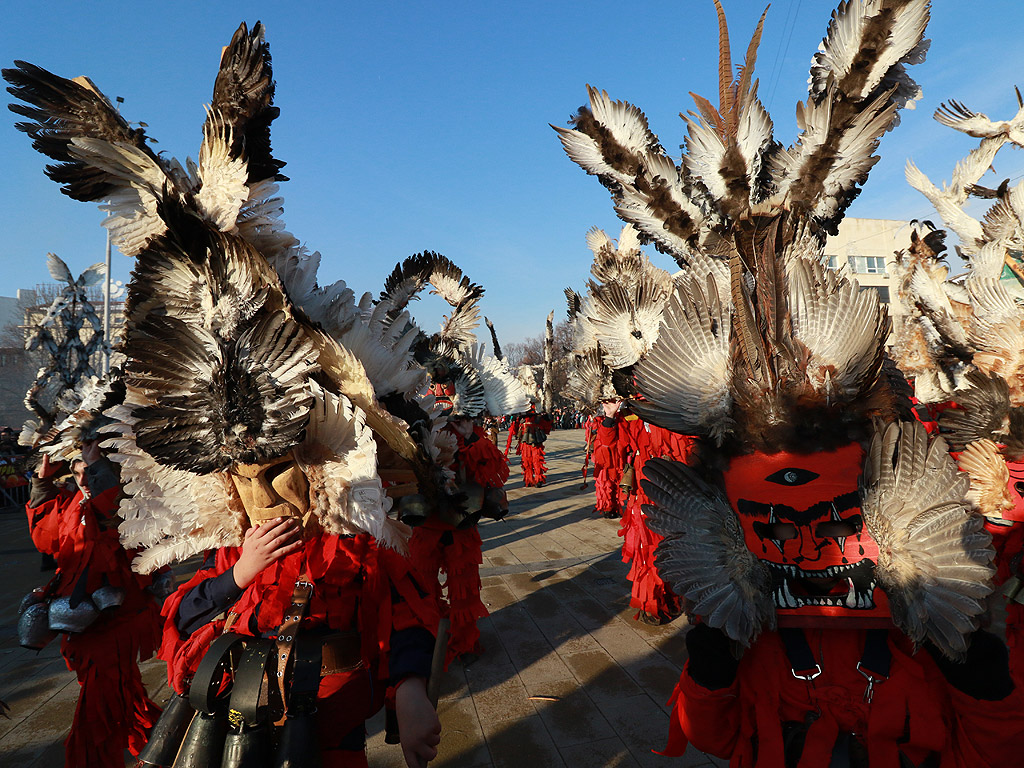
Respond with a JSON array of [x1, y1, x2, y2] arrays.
[[685, 623, 741, 690], [37, 453, 67, 479], [232, 517, 303, 589], [396, 676, 441, 767]]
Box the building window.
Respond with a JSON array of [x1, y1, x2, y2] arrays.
[[849, 255, 887, 274], [826, 254, 839, 270], [874, 286, 890, 303]]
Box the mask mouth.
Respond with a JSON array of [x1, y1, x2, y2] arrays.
[[769, 560, 876, 610]]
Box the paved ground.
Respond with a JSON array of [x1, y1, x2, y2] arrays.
[[0, 429, 724, 767]]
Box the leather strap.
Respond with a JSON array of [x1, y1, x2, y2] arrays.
[[287, 637, 323, 716], [267, 579, 314, 722], [227, 638, 273, 730], [189, 632, 245, 714]]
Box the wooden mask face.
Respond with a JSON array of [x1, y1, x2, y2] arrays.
[[230, 451, 312, 527], [720, 442, 891, 625]]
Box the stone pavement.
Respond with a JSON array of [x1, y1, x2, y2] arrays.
[[0, 429, 724, 767]]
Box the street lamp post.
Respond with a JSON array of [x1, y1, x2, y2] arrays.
[[101, 95, 124, 375]]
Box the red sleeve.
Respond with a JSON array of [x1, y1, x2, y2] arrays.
[[158, 548, 241, 693], [944, 684, 1024, 767], [661, 663, 740, 758], [25, 496, 62, 556]]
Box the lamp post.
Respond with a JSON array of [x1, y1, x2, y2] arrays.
[[101, 94, 124, 374]]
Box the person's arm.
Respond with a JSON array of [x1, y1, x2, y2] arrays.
[[396, 675, 441, 768], [174, 518, 303, 636]]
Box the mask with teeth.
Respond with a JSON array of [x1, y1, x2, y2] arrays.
[[720, 442, 891, 625]]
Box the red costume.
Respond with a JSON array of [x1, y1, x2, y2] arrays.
[[408, 423, 509, 665], [162, 531, 439, 768], [592, 410, 626, 517], [665, 626, 1024, 767], [618, 415, 692, 620], [25, 459, 161, 768], [509, 410, 552, 487]]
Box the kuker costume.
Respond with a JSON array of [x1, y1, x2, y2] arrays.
[[555, 0, 1024, 764]]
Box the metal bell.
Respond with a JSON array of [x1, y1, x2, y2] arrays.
[[272, 714, 321, 768], [398, 494, 430, 526], [48, 595, 99, 633], [19, 587, 47, 614], [455, 509, 484, 530], [18, 601, 57, 650], [172, 711, 227, 768], [91, 585, 126, 611], [480, 487, 508, 521], [221, 725, 271, 768], [148, 569, 177, 601], [135, 692, 194, 768]]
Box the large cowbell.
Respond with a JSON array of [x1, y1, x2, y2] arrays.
[[720, 442, 891, 627]]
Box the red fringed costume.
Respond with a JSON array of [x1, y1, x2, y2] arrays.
[[26, 459, 161, 768], [618, 415, 692, 620], [162, 532, 439, 768], [592, 411, 626, 516], [509, 411, 552, 487], [408, 424, 509, 665], [663, 628, 1024, 768]]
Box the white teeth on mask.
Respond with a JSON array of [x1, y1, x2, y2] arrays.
[[844, 579, 858, 608]]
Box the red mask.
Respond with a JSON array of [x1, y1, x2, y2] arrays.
[[430, 382, 456, 415], [720, 443, 890, 626]]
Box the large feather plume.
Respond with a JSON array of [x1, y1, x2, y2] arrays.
[[861, 420, 994, 657], [641, 457, 776, 645]]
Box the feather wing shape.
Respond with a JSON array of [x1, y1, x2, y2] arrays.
[[956, 439, 1013, 517], [641, 457, 775, 645], [465, 343, 531, 416], [122, 223, 318, 474], [861, 420, 994, 657], [565, 346, 617, 408], [205, 21, 287, 186], [789, 257, 889, 400], [938, 371, 1011, 450], [4, 61, 166, 201], [631, 274, 733, 439]]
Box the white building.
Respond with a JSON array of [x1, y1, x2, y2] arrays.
[[823, 217, 909, 319]]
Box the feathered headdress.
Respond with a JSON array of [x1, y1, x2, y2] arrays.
[[559, 0, 994, 656], [7, 22, 452, 570]]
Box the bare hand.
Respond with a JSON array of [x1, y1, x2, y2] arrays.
[[396, 676, 441, 767], [38, 454, 66, 479], [232, 518, 303, 589]]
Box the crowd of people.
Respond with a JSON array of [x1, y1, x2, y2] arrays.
[[11, 1, 1024, 767]]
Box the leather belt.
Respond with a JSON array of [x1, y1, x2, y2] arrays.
[[319, 631, 362, 675]]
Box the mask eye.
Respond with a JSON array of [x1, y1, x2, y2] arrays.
[[1015, 481, 1024, 497], [765, 467, 819, 486], [815, 519, 859, 539]]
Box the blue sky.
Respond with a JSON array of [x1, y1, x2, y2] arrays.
[[3, 0, 1024, 343]]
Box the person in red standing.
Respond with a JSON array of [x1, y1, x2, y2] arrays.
[[591, 399, 626, 519], [616, 410, 692, 624], [514, 406, 553, 487], [25, 440, 162, 768], [408, 413, 510, 666]]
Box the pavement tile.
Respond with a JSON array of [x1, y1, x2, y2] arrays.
[[562, 649, 645, 703], [481, 714, 566, 768], [597, 693, 675, 767], [558, 736, 642, 768], [526, 677, 611, 746], [471, 677, 536, 724]]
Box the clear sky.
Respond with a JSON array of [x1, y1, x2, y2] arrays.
[[3, 0, 1024, 344]]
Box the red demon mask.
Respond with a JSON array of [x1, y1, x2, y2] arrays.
[[430, 381, 456, 416], [720, 442, 890, 627]]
